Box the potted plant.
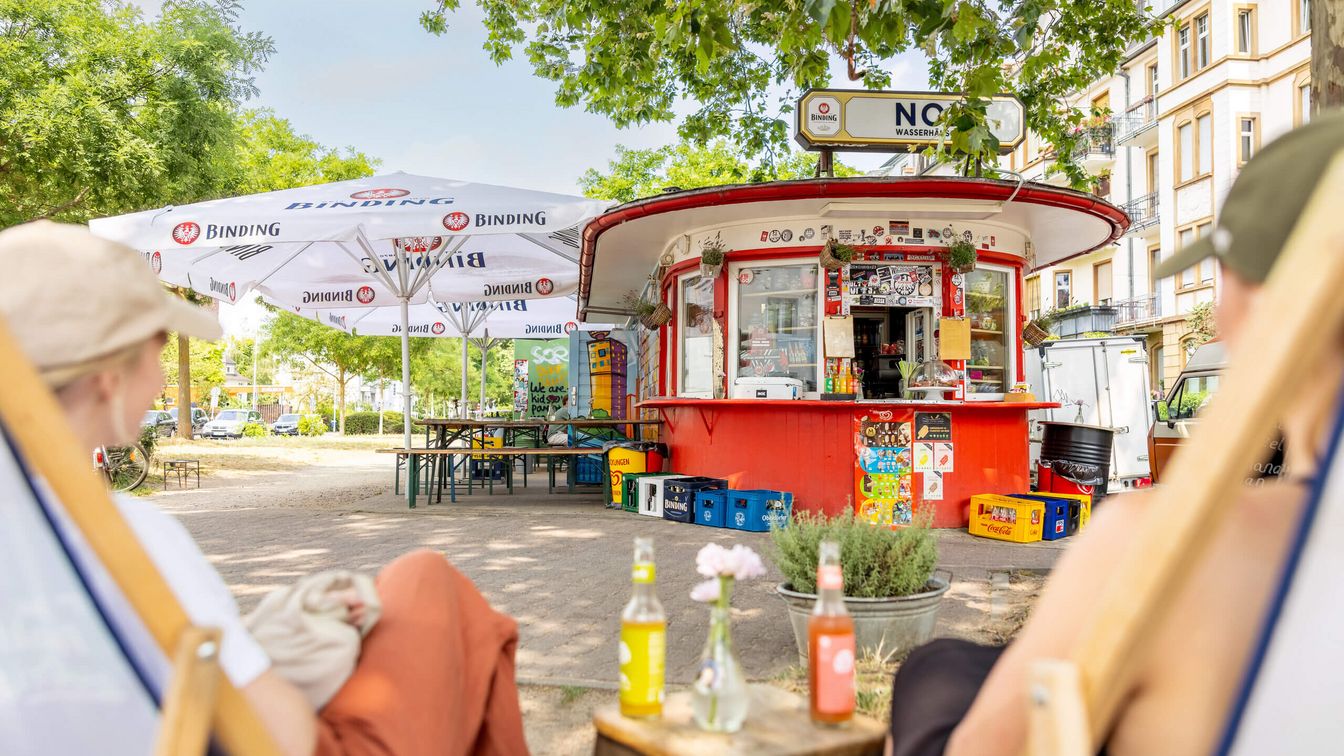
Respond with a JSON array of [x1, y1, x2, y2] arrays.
[[699, 236, 728, 279], [947, 237, 978, 274], [819, 239, 856, 271], [624, 291, 672, 330], [771, 509, 948, 662]]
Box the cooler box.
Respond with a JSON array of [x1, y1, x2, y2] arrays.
[[694, 489, 729, 528], [968, 494, 1044, 543], [637, 475, 686, 518], [727, 489, 794, 532], [606, 442, 667, 508], [662, 477, 727, 524], [730, 377, 803, 400], [621, 472, 662, 514]]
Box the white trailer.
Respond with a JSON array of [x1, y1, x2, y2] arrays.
[[1023, 336, 1153, 491]]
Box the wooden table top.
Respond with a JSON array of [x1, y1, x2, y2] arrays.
[[415, 418, 662, 428], [592, 684, 885, 756]]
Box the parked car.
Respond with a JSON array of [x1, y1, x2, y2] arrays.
[[169, 406, 209, 436], [1148, 342, 1225, 483], [202, 409, 264, 439], [271, 413, 301, 436], [140, 410, 176, 437]]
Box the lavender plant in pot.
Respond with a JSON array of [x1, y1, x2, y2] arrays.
[[699, 238, 727, 279]]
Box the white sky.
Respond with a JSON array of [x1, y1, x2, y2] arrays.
[[130, 1, 929, 335]]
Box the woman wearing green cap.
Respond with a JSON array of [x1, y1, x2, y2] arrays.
[[886, 109, 1344, 756]]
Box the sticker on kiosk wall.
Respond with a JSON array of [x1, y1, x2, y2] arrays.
[[915, 413, 952, 442]]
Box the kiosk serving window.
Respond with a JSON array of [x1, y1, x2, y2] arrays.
[[964, 265, 1014, 398], [731, 262, 820, 393], [678, 273, 715, 397]]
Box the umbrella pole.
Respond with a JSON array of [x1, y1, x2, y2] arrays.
[[479, 333, 489, 415], [460, 334, 470, 418], [400, 296, 413, 451]]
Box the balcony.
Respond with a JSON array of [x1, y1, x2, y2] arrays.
[[1114, 98, 1159, 148], [1123, 192, 1160, 237], [1070, 123, 1116, 172], [1047, 305, 1119, 338], [1115, 294, 1163, 328]]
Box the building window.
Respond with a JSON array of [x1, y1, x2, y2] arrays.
[[1300, 83, 1312, 124], [677, 274, 715, 397], [1300, 0, 1311, 35], [1054, 271, 1072, 309], [1197, 222, 1215, 284], [1237, 8, 1255, 54], [1026, 276, 1041, 320], [1177, 224, 1216, 291], [1178, 122, 1194, 181], [1094, 260, 1113, 305], [1239, 116, 1258, 164], [1179, 228, 1197, 289], [1147, 150, 1160, 195], [1149, 246, 1162, 297], [1195, 13, 1210, 70], [1148, 62, 1159, 96], [1178, 25, 1191, 79], [1196, 114, 1212, 175], [731, 262, 819, 393]]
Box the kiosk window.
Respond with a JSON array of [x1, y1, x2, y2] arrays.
[[734, 264, 819, 392], [966, 267, 1012, 397], [678, 275, 715, 397]]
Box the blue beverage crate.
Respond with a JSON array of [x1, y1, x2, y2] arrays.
[[662, 477, 727, 524], [1013, 493, 1080, 541], [727, 489, 794, 532], [694, 489, 729, 528], [575, 454, 605, 486]]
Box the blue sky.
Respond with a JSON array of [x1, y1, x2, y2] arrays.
[[140, 1, 929, 195]]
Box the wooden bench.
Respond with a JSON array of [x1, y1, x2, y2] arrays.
[[376, 447, 604, 507], [592, 684, 886, 755]]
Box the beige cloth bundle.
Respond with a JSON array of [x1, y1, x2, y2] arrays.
[[244, 570, 381, 709]]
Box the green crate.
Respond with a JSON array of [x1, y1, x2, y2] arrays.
[[621, 472, 663, 513]]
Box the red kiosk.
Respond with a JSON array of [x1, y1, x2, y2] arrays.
[[578, 95, 1128, 528]]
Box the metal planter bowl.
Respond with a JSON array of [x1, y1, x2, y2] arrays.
[[775, 572, 950, 664]]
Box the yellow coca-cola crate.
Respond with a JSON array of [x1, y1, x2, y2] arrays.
[[968, 494, 1045, 543]]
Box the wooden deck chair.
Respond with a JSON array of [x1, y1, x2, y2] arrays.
[[1025, 152, 1344, 754], [0, 317, 281, 756]]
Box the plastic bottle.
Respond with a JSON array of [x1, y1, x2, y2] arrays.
[[620, 537, 666, 718], [809, 540, 856, 725]]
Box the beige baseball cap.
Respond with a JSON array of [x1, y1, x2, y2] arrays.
[[0, 221, 222, 381]]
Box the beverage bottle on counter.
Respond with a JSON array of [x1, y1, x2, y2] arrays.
[[825, 360, 835, 393], [809, 540, 856, 725], [620, 537, 666, 718]]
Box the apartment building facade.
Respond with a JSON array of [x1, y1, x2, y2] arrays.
[[1011, 0, 1313, 392]]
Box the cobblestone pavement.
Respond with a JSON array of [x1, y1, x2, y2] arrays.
[[151, 450, 1068, 686]]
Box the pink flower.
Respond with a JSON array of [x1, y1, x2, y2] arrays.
[[690, 579, 721, 603], [695, 543, 767, 581]]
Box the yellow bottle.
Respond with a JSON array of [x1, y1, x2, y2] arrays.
[[620, 537, 666, 718]]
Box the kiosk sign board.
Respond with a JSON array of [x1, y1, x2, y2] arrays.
[[796, 89, 1025, 154]]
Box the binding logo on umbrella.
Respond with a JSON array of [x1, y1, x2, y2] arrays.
[[172, 222, 201, 245], [356, 286, 376, 304], [397, 236, 443, 253], [350, 188, 410, 200], [443, 212, 470, 232], [536, 277, 554, 296], [209, 277, 237, 302], [150, 251, 162, 274], [431, 322, 446, 335], [564, 321, 578, 334]]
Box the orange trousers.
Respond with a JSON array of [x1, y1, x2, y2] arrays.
[[316, 550, 529, 755]]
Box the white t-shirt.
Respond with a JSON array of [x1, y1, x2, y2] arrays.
[[114, 496, 271, 688]]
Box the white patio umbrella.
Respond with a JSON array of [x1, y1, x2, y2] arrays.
[[90, 172, 608, 450]]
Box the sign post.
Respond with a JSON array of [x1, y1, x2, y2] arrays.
[[796, 89, 1025, 154]]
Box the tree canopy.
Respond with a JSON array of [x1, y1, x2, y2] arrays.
[[422, 0, 1160, 188], [578, 140, 861, 203], [0, 0, 274, 226]]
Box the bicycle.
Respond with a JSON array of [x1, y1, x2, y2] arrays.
[[95, 443, 150, 492]]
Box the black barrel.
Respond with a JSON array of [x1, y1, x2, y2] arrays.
[[1040, 421, 1115, 497]]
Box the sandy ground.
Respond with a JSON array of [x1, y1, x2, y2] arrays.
[[136, 435, 1055, 754]]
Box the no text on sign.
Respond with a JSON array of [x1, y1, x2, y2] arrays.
[[796, 89, 1025, 154]]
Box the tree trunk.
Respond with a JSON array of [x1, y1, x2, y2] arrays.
[[377, 375, 385, 435], [337, 366, 347, 434], [1314, 0, 1344, 112], [177, 333, 192, 440]]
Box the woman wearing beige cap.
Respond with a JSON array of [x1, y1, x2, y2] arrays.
[[0, 222, 528, 755]]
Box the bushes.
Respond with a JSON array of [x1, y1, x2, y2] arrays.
[[298, 415, 327, 436], [341, 411, 405, 435], [241, 422, 268, 437], [770, 509, 938, 598], [138, 423, 159, 459]]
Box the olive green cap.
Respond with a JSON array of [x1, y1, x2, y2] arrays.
[[1155, 108, 1344, 283]]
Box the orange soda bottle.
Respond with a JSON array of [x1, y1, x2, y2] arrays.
[[809, 540, 856, 725], [619, 537, 665, 718]]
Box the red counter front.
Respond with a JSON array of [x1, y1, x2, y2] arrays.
[[641, 398, 1058, 528]]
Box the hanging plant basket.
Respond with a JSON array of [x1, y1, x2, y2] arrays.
[[947, 238, 978, 274], [819, 239, 856, 271], [700, 262, 723, 279], [1023, 321, 1051, 347], [699, 239, 728, 280], [640, 302, 673, 330]]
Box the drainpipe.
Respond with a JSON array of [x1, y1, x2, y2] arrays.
[[1121, 69, 1135, 304]]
